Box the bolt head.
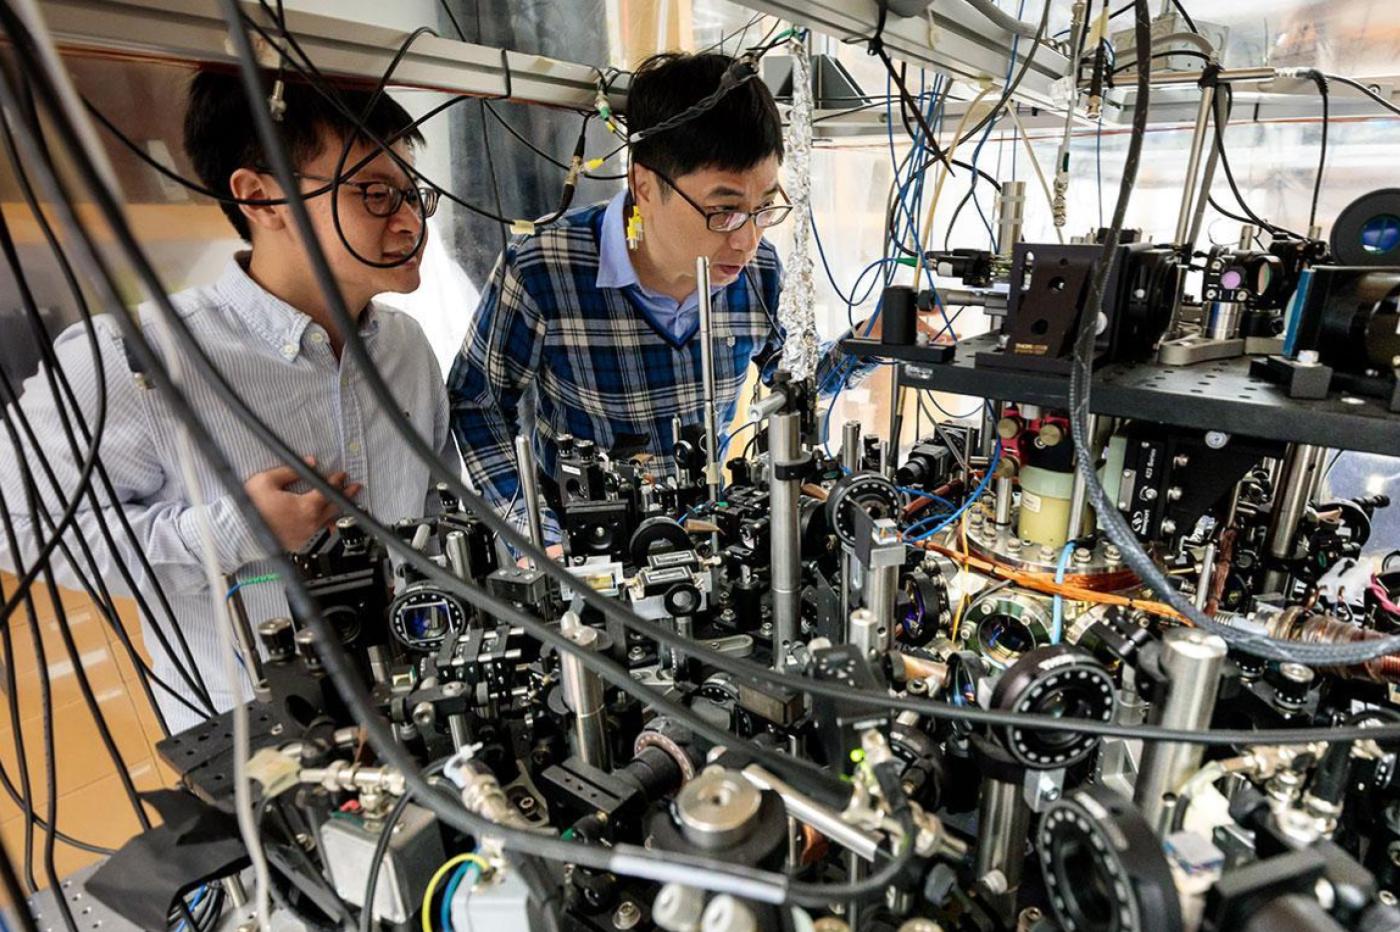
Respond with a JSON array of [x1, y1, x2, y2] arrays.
[[1161, 518, 1178, 535], [1205, 430, 1230, 449], [1297, 349, 1321, 366], [613, 901, 642, 929]]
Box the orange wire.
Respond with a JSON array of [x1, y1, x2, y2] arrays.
[[917, 539, 1185, 622]]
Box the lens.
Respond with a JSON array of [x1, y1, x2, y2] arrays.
[[993, 645, 1117, 769], [1054, 834, 1117, 930], [982, 613, 1036, 665], [402, 599, 449, 639], [1035, 686, 1100, 750], [1362, 214, 1400, 255]]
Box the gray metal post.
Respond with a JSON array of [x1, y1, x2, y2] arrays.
[[769, 410, 803, 669], [696, 256, 722, 507], [514, 434, 545, 563], [1133, 628, 1227, 832]]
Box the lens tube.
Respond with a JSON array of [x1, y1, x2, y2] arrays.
[[1038, 786, 1184, 932], [991, 644, 1117, 769]]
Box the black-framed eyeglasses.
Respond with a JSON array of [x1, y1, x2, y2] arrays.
[[294, 172, 440, 219], [639, 163, 792, 233]]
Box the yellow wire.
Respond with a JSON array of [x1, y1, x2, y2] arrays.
[[421, 853, 491, 932], [949, 510, 972, 641]]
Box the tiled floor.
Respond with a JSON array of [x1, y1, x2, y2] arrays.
[[0, 574, 173, 900]]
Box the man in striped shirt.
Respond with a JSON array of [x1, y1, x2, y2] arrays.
[[0, 72, 454, 731], [449, 52, 869, 539]]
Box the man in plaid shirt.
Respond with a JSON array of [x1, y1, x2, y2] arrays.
[[448, 52, 870, 538]]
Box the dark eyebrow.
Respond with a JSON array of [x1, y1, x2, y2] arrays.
[[704, 183, 782, 200]]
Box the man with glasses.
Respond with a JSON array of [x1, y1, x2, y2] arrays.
[[0, 71, 455, 730], [449, 51, 871, 541]]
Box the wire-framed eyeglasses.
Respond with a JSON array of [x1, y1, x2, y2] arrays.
[[639, 163, 792, 233]]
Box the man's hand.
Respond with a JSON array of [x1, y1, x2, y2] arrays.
[[244, 456, 362, 552]]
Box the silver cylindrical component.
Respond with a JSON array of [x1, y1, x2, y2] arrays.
[[448, 713, 471, 751], [769, 410, 802, 668], [1194, 542, 1218, 611], [225, 574, 266, 690], [1063, 413, 1097, 543], [696, 256, 722, 506], [980, 402, 1001, 459], [842, 420, 862, 472], [559, 612, 609, 770], [1238, 224, 1256, 250], [976, 777, 1031, 902], [863, 562, 897, 639], [444, 530, 472, 581], [1206, 301, 1242, 340], [994, 476, 1014, 526], [997, 180, 1026, 259], [701, 895, 757, 932], [848, 608, 885, 662], [841, 420, 864, 622], [1264, 443, 1327, 579], [1174, 85, 1216, 248], [675, 768, 762, 851], [514, 434, 546, 560], [743, 764, 881, 861], [653, 883, 705, 932], [1134, 628, 1228, 832]]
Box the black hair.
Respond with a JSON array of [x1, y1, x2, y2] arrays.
[[627, 52, 783, 185], [183, 69, 425, 241]]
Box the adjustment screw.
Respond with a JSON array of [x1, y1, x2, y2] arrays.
[[1167, 486, 1184, 502], [1297, 349, 1320, 366], [1160, 519, 1178, 535], [613, 901, 641, 930], [1205, 431, 1230, 449]]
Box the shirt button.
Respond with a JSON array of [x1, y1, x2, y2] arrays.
[[348, 441, 362, 454], [309, 332, 325, 345], [280, 343, 297, 359]]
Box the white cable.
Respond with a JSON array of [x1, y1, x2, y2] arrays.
[[10, 1, 273, 927], [1005, 105, 1065, 244]]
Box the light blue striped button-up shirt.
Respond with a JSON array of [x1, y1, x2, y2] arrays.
[[0, 255, 455, 733]]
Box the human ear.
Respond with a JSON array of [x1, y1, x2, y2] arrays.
[[229, 167, 287, 235]]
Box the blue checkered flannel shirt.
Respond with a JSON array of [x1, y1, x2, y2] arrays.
[[447, 201, 865, 534]]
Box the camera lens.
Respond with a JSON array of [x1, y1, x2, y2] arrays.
[[991, 644, 1117, 769], [1038, 787, 1184, 932]]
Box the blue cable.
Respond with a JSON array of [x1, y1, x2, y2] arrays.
[[1051, 541, 1076, 644], [895, 485, 957, 511], [440, 862, 477, 932], [172, 885, 210, 932], [906, 440, 1003, 542]]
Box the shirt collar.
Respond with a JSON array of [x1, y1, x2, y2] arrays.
[[596, 189, 639, 291], [215, 252, 380, 363], [595, 190, 723, 313]]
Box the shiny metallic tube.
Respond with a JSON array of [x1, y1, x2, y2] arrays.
[[976, 777, 1031, 900], [696, 256, 722, 506], [848, 608, 884, 661], [769, 410, 802, 668], [996, 181, 1026, 261], [514, 434, 545, 560], [842, 420, 862, 472], [559, 612, 609, 769], [994, 475, 1014, 526], [444, 530, 471, 582], [1263, 443, 1327, 591], [1174, 85, 1216, 248], [1134, 628, 1228, 832], [742, 764, 882, 861]]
